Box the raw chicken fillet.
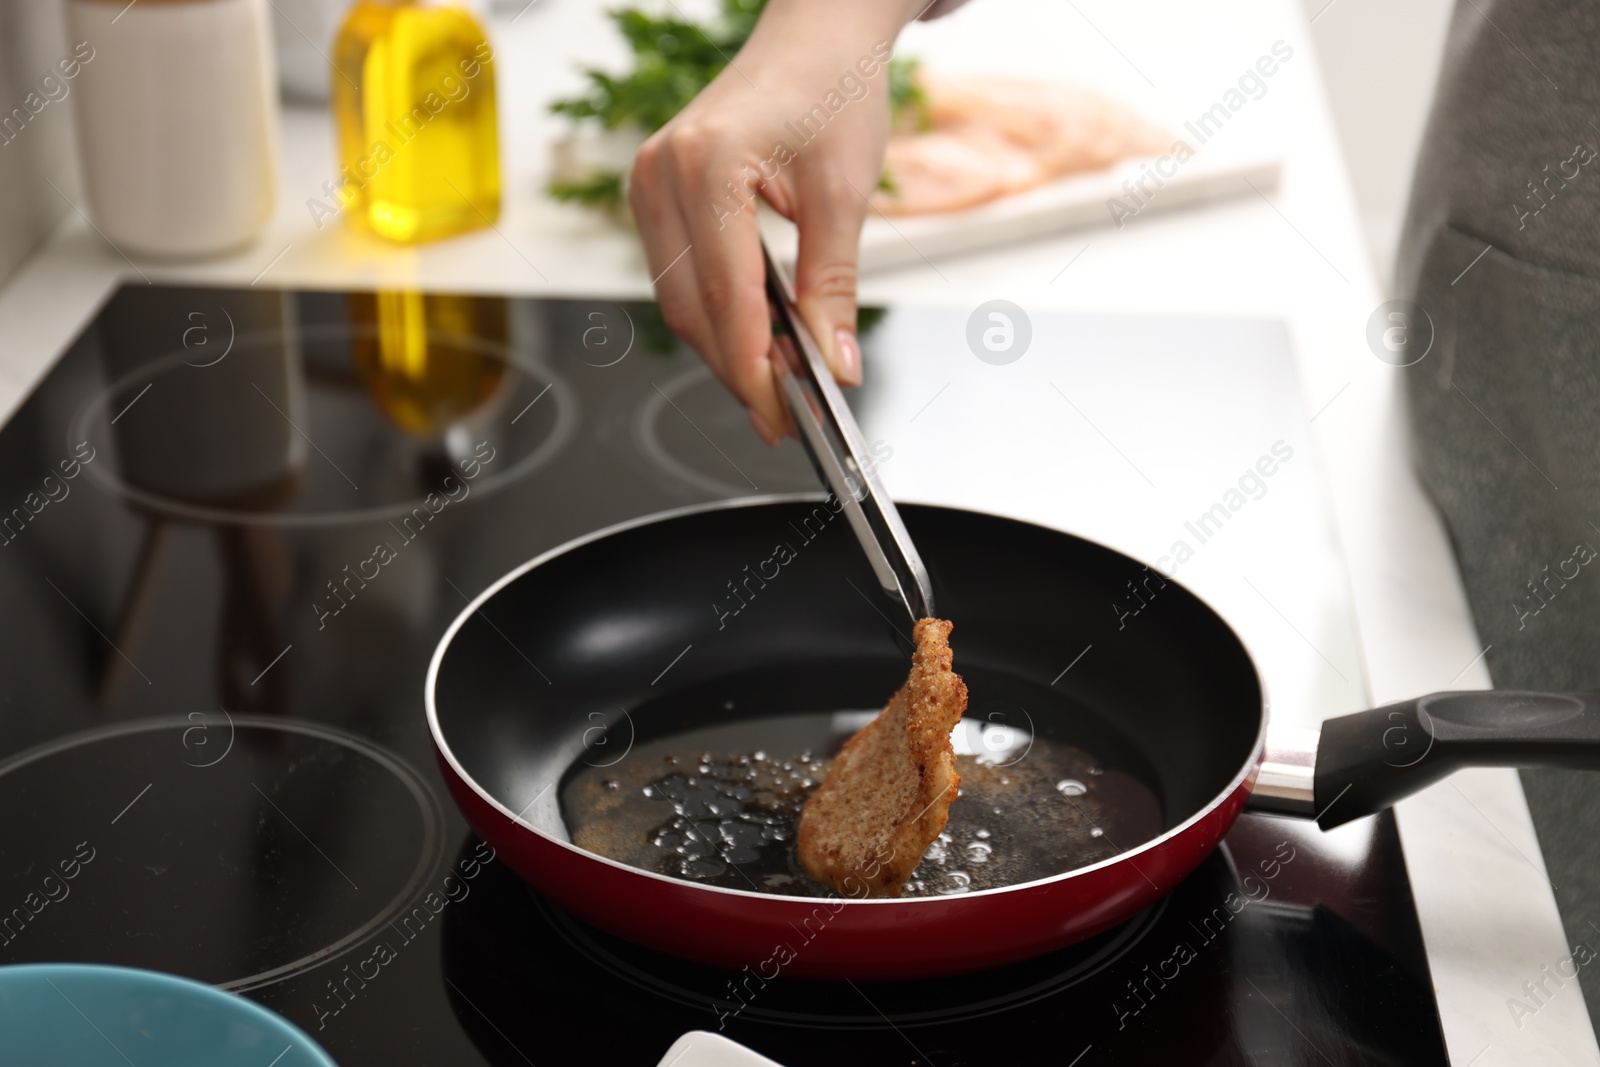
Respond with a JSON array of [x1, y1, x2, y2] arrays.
[[875, 75, 1170, 215]]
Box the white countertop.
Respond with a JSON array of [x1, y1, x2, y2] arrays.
[[1, 0, 1594, 1061]]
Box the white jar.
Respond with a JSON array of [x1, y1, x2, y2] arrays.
[[67, 0, 280, 259]]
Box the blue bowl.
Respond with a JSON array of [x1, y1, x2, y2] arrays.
[[0, 964, 337, 1066]]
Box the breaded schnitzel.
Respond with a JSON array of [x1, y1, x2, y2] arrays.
[[797, 619, 968, 897]]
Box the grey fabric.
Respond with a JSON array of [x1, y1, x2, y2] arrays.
[[1396, 0, 1600, 1034], [1397, 0, 1600, 285]]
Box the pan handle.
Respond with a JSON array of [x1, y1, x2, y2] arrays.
[[1296, 690, 1600, 829]]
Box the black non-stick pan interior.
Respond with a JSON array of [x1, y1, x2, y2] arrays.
[[433, 499, 1263, 854]]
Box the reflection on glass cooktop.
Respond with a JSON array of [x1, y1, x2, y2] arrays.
[[0, 285, 1446, 1065], [0, 716, 444, 991], [439, 813, 1444, 1066]]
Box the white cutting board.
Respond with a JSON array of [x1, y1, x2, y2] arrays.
[[761, 143, 1280, 274]]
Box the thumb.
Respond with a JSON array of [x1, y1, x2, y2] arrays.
[[792, 185, 867, 388]]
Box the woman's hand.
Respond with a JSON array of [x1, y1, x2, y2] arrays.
[[629, 0, 921, 445]]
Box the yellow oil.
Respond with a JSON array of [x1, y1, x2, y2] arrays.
[[350, 291, 508, 437], [331, 1, 501, 243]]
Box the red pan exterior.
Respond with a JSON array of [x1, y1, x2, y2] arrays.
[[434, 743, 1261, 980]]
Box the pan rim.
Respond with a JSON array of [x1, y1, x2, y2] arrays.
[[424, 492, 1269, 906]]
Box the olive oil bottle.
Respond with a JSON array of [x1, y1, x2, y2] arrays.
[[330, 1, 501, 243]]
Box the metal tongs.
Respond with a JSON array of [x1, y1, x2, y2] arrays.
[[761, 238, 936, 625]]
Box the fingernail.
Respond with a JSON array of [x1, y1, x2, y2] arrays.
[[833, 328, 862, 386], [749, 408, 780, 447]]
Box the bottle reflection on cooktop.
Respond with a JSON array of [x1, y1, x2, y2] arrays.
[[349, 290, 509, 441], [72, 287, 572, 709], [97, 287, 307, 511], [92, 288, 304, 708], [79, 288, 566, 525]]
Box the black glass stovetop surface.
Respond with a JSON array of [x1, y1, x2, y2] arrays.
[[0, 285, 1448, 1065]]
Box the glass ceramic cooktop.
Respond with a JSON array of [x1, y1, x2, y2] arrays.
[[0, 285, 1444, 1065]]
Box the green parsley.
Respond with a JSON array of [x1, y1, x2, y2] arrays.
[[548, 0, 925, 212]]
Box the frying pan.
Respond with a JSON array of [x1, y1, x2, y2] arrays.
[[429, 248, 1600, 980], [425, 494, 1600, 980]]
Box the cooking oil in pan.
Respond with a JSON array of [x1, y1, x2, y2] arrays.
[[561, 711, 1162, 898]]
